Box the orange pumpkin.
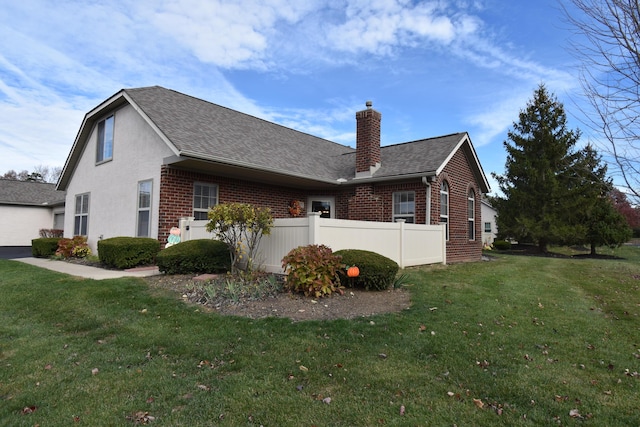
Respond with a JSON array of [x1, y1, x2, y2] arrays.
[[346, 266, 360, 278]]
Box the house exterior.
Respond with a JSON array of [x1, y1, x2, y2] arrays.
[[0, 179, 65, 246], [57, 86, 490, 263], [481, 199, 498, 246]]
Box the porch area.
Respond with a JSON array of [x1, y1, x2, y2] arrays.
[[178, 213, 446, 273]]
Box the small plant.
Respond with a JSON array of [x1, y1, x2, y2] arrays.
[[56, 236, 91, 259], [281, 244, 343, 297], [200, 272, 284, 305], [392, 273, 411, 289]]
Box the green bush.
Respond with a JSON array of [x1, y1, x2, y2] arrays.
[[31, 237, 61, 258], [156, 239, 231, 275], [98, 237, 160, 269], [56, 236, 91, 259], [492, 240, 512, 250], [282, 244, 343, 297], [334, 249, 399, 291]]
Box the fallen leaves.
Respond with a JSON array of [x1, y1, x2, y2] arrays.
[[21, 406, 37, 415], [125, 411, 155, 424]]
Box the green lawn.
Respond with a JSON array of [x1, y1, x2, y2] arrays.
[[1, 246, 639, 426]]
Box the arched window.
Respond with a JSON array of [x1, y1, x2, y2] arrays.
[[440, 181, 449, 240], [468, 189, 475, 241]]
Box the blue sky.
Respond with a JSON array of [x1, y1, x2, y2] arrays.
[[0, 0, 588, 194]]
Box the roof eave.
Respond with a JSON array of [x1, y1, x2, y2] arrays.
[[171, 152, 344, 186]]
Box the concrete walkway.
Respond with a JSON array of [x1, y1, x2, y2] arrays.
[[14, 257, 160, 280]]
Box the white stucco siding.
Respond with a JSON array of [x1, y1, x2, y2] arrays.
[[1, 205, 55, 246], [481, 202, 498, 246], [63, 104, 175, 253]]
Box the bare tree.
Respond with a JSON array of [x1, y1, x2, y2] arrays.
[[564, 0, 640, 202], [2, 166, 62, 183], [32, 165, 62, 183]]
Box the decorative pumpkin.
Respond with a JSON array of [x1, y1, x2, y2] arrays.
[[346, 265, 360, 278]]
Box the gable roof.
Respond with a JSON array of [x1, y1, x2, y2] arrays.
[[58, 86, 489, 192], [0, 179, 65, 207]]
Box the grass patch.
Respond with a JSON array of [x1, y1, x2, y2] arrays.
[[1, 246, 639, 425]]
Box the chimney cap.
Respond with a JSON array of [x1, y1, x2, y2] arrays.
[[366, 100, 373, 109]]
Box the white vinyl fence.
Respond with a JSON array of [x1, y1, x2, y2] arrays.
[[179, 213, 446, 273]]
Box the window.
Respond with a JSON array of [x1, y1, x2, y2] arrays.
[[393, 191, 415, 223], [74, 193, 89, 236], [468, 189, 475, 241], [137, 180, 152, 237], [193, 183, 218, 220], [96, 115, 114, 163], [484, 222, 492, 233], [308, 197, 335, 218], [311, 201, 331, 218], [440, 182, 449, 240]]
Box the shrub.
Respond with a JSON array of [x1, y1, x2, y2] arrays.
[[281, 244, 343, 298], [206, 202, 273, 273], [98, 237, 160, 269], [492, 240, 512, 250], [31, 237, 61, 258], [56, 236, 91, 259], [39, 229, 63, 238], [334, 249, 399, 291], [156, 239, 231, 275]]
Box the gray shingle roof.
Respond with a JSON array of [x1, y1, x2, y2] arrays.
[[0, 179, 66, 206], [59, 86, 489, 191], [124, 87, 355, 182]]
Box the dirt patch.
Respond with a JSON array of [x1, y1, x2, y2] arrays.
[[143, 274, 411, 322]]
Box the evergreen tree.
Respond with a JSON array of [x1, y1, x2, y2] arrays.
[[571, 145, 631, 254], [492, 85, 582, 252]]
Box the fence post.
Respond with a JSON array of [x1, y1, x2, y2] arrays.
[[441, 223, 447, 265], [179, 217, 194, 242], [308, 212, 321, 245], [396, 219, 406, 269]]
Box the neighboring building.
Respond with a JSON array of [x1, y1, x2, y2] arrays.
[[481, 198, 498, 247], [0, 179, 65, 246], [57, 86, 490, 263]]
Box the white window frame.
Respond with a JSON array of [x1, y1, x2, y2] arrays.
[[193, 183, 218, 220], [137, 180, 152, 237], [74, 193, 89, 236], [96, 115, 114, 163], [468, 189, 475, 241], [393, 191, 415, 223], [484, 222, 492, 233], [425, 184, 431, 224], [440, 182, 449, 241]]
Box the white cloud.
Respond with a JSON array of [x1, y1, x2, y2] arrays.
[[0, 0, 583, 177], [150, 0, 319, 69]]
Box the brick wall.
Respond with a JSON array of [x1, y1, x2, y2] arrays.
[[429, 149, 483, 263], [158, 166, 309, 244]]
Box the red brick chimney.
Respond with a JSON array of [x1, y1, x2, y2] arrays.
[[355, 101, 381, 175]]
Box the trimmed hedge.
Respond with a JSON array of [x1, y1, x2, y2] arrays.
[[31, 237, 60, 258], [334, 249, 399, 291], [492, 240, 512, 250], [156, 239, 231, 275], [98, 237, 161, 269]]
